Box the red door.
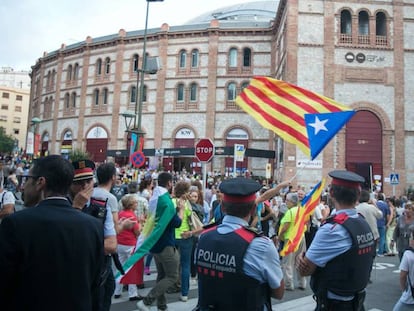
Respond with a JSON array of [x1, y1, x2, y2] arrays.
[[345, 110, 382, 190], [86, 138, 108, 163]]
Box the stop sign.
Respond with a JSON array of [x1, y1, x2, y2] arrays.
[[195, 138, 215, 162]]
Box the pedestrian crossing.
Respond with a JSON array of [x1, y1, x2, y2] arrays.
[[111, 269, 385, 311]]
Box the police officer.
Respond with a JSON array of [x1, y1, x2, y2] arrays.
[[69, 160, 117, 311], [297, 170, 375, 311], [195, 177, 284, 311]]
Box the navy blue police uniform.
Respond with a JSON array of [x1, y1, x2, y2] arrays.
[[306, 170, 375, 311], [195, 177, 284, 311]]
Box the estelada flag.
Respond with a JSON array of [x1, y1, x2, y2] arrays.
[[115, 187, 175, 284], [236, 77, 355, 160], [280, 179, 326, 256]]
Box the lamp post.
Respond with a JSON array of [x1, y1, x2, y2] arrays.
[[135, 0, 164, 145], [28, 117, 42, 158], [121, 0, 163, 168]]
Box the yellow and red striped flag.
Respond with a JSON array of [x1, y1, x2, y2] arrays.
[[280, 179, 326, 256], [236, 77, 355, 160]]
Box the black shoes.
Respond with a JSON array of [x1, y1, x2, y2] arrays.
[[129, 296, 144, 301]]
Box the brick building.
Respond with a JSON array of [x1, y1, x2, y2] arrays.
[[28, 0, 414, 195]]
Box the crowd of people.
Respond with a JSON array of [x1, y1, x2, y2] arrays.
[[1, 154, 414, 310]]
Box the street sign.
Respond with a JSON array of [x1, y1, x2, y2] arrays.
[[195, 138, 215, 162], [390, 173, 399, 185], [234, 144, 245, 162], [130, 150, 146, 168]]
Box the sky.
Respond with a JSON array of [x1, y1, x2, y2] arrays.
[[0, 0, 273, 71]]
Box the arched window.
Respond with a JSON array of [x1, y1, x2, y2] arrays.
[[105, 57, 111, 74], [358, 11, 369, 35], [96, 59, 102, 75], [191, 49, 199, 68], [73, 63, 79, 80], [190, 83, 197, 101], [51, 70, 56, 87], [227, 82, 237, 101], [94, 89, 100, 106], [177, 83, 185, 102], [67, 65, 73, 81], [133, 54, 139, 72], [229, 48, 238, 67], [142, 85, 148, 102], [130, 86, 136, 103], [376, 12, 386, 36], [376, 12, 387, 46], [64, 93, 70, 109], [340, 10, 352, 35], [71, 92, 76, 108], [46, 71, 51, 87], [179, 50, 187, 68], [243, 48, 251, 67], [103, 88, 108, 105]]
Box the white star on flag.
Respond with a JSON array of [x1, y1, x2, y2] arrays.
[[309, 116, 328, 135]]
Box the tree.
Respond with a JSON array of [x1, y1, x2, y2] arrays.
[[0, 127, 14, 154], [68, 149, 91, 162]]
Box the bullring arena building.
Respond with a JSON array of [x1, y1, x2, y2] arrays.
[[28, 0, 414, 195]]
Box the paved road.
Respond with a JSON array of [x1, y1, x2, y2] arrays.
[[111, 255, 401, 311]]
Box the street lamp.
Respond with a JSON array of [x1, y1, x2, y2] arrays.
[[30, 117, 42, 133], [131, 0, 164, 150], [121, 110, 137, 133], [28, 117, 42, 157]]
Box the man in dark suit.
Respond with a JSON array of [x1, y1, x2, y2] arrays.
[[0, 155, 104, 311]]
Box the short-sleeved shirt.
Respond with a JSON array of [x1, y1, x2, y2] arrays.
[[376, 200, 390, 227], [279, 206, 299, 240], [0, 190, 15, 207], [398, 249, 414, 304], [92, 187, 116, 237], [173, 198, 192, 239], [117, 210, 139, 246], [306, 209, 358, 300], [216, 215, 284, 290]]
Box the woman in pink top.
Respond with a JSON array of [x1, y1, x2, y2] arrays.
[[114, 195, 141, 301]]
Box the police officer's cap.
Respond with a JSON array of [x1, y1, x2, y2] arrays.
[[72, 160, 95, 182], [219, 177, 261, 203], [329, 170, 364, 189]]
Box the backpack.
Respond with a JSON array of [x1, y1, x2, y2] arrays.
[[82, 197, 108, 224]]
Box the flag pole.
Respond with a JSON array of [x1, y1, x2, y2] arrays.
[[289, 163, 307, 183]]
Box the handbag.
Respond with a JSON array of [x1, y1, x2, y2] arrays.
[[189, 211, 204, 231]]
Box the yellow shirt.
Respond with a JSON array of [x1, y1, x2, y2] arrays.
[[173, 198, 192, 240], [279, 206, 306, 241]]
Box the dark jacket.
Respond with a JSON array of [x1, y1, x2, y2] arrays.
[[0, 198, 104, 311]]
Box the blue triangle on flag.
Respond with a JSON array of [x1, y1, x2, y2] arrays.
[[305, 111, 355, 160]]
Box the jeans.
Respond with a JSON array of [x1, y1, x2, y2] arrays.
[[145, 253, 153, 267], [176, 238, 193, 296], [143, 246, 179, 310], [377, 226, 386, 255]]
